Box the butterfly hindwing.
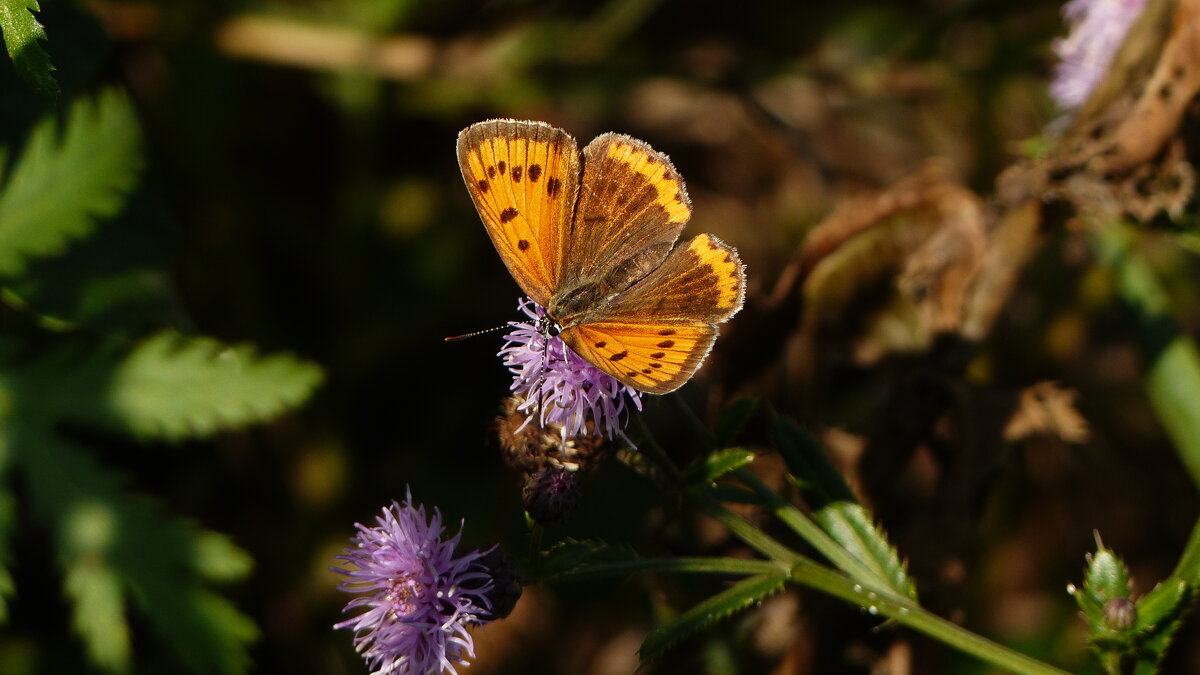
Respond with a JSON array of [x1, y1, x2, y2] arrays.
[[457, 120, 581, 307], [562, 321, 717, 394], [602, 233, 745, 325], [564, 133, 692, 289]]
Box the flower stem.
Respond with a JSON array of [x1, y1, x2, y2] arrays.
[[549, 556, 784, 583], [786, 557, 1071, 675], [707, 498, 1067, 675]]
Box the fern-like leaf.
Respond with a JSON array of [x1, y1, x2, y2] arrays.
[[0, 88, 140, 277], [0, 0, 58, 98], [639, 573, 788, 662], [104, 331, 323, 440], [18, 432, 256, 674], [11, 331, 323, 441]]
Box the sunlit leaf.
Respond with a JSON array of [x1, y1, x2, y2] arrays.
[[11, 331, 323, 441], [682, 447, 756, 487], [0, 88, 140, 277], [104, 331, 323, 440], [0, 0, 58, 99]]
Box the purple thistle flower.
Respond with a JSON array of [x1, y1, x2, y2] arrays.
[[499, 298, 643, 441], [333, 495, 494, 675], [1050, 0, 1148, 111]]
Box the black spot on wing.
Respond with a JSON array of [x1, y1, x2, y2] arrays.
[[500, 208, 519, 223]]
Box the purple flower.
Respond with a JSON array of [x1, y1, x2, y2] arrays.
[[1050, 0, 1147, 111], [499, 298, 643, 441], [333, 496, 494, 675]]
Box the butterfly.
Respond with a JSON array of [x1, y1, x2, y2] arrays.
[[457, 119, 745, 394]]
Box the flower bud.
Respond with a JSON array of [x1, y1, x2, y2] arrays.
[[522, 466, 580, 524]]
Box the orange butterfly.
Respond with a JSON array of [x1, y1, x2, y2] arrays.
[[457, 119, 744, 394]]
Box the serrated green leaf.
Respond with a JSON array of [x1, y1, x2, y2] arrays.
[[1136, 579, 1189, 634], [683, 447, 756, 487], [0, 0, 58, 99], [17, 432, 257, 674], [772, 417, 916, 599], [11, 331, 323, 441], [105, 331, 323, 440], [713, 398, 757, 447], [639, 573, 787, 662], [0, 88, 140, 277]]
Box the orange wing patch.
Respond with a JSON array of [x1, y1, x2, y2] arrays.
[[457, 120, 579, 306], [603, 139, 691, 225], [686, 233, 745, 322], [562, 321, 717, 394]]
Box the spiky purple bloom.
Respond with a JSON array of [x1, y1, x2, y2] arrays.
[[333, 496, 494, 675], [1050, 0, 1147, 111], [499, 297, 642, 441]]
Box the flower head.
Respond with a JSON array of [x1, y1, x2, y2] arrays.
[[333, 495, 494, 675], [1050, 0, 1147, 111], [499, 298, 642, 441]]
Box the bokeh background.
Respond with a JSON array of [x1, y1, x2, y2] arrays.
[[3, 0, 1199, 673]]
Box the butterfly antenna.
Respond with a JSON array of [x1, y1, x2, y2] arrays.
[[443, 324, 509, 342]]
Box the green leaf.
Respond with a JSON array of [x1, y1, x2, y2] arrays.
[[713, 397, 757, 447], [772, 416, 917, 599], [682, 447, 756, 487], [0, 0, 58, 99], [1130, 580, 1192, 675], [193, 532, 254, 584], [0, 88, 141, 277], [639, 572, 787, 662], [17, 432, 257, 674], [64, 552, 130, 672], [103, 331, 323, 440], [11, 331, 323, 441], [1136, 579, 1189, 634]]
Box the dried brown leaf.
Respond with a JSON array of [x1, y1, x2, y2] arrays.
[[1003, 382, 1090, 444]]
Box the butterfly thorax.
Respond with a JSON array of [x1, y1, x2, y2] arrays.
[[546, 281, 607, 330], [548, 244, 672, 328]]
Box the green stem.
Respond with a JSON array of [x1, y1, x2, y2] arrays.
[[702, 498, 802, 565], [733, 467, 901, 598], [786, 558, 1070, 675], [1092, 224, 1200, 488], [549, 556, 783, 583], [708, 497, 1064, 674]]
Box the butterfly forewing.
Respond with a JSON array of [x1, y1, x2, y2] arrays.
[[563, 321, 717, 394], [563, 133, 692, 289], [457, 120, 581, 306]]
